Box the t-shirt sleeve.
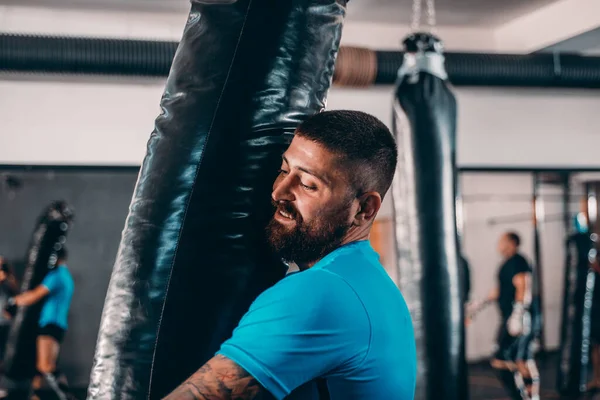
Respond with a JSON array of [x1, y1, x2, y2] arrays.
[[216, 269, 371, 400], [513, 256, 532, 276], [41, 269, 62, 294]]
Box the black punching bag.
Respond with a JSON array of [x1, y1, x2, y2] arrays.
[[3, 201, 73, 382], [88, 1, 346, 399], [557, 186, 599, 395], [557, 231, 593, 395], [391, 33, 466, 400]]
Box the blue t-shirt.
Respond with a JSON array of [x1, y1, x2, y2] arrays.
[[218, 240, 416, 400], [39, 265, 74, 330]]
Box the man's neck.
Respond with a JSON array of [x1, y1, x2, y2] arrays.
[[341, 227, 370, 247], [296, 232, 371, 271], [296, 261, 315, 271]]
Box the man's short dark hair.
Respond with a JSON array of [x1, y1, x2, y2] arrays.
[[506, 232, 521, 247], [295, 110, 398, 198], [56, 246, 68, 261]]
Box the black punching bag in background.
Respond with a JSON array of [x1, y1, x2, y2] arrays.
[[557, 186, 598, 396], [3, 201, 73, 382], [88, 1, 347, 399], [557, 231, 592, 395], [391, 33, 466, 400]]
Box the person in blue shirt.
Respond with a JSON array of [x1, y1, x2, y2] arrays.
[[165, 110, 417, 400], [5, 246, 74, 399]]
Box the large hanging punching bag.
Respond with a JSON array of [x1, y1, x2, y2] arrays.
[[557, 229, 592, 395], [391, 33, 466, 400], [88, 1, 346, 399], [3, 201, 73, 385], [557, 186, 598, 395]]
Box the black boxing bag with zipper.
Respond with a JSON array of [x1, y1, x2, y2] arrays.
[[88, 0, 348, 398]]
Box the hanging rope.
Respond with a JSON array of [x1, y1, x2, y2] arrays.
[[411, 0, 437, 33]]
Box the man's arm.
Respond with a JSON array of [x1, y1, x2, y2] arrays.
[[164, 355, 263, 400], [14, 285, 49, 306], [506, 272, 532, 336], [14, 269, 61, 308], [4, 285, 50, 319], [465, 285, 498, 325], [487, 285, 499, 302], [512, 272, 532, 306], [167, 270, 368, 399]]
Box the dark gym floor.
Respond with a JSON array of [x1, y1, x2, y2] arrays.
[[54, 352, 600, 399], [469, 353, 559, 399], [468, 351, 600, 400]]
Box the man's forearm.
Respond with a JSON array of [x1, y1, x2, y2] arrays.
[[164, 355, 263, 400], [14, 286, 48, 306], [15, 292, 38, 306], [487, 286, 499, 302]]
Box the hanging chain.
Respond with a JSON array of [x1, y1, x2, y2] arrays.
[[411, 0, 422, 32], [426, 0, 436, 32], [411, 0, 437, 32]]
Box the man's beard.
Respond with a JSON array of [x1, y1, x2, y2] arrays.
[[265, 199, 353, 266]]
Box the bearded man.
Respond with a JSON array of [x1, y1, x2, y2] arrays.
[[164, 110, 417, 400]]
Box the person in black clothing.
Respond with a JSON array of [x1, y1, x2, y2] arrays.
[[466, 232, 540, 400]]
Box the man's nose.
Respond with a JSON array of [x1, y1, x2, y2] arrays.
[[272, 175, 295, 202]]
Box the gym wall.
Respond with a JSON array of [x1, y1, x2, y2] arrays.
[[2, 81, 600, 170], [2, 80, 600, 225], [0, 168, 138, 387], [461, 173, 538, 360]]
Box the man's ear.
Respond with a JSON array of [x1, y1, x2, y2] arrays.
[[353, 192, 382, 226]]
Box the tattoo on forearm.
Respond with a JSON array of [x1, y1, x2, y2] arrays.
[[164, 355, 263, 400]]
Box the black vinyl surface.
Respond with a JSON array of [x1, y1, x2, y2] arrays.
[[87, 0, 347, 398]]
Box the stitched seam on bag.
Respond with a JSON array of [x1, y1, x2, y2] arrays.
[[147, 3, 254, 395]]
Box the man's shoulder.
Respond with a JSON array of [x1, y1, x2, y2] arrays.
[[245, 268, 369, 337], [55, 266, 74, 285], [500, 254, 532, 277], [514, 253, 532, 269], [44, 267, 61, 279], [276, 268, 357, 297], [260, 269, 365, 316]]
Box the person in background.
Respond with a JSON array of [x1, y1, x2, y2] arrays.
[[4, 247, 74, 400], [0, 256, 18, 367], [465, 232, 540, 400]]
